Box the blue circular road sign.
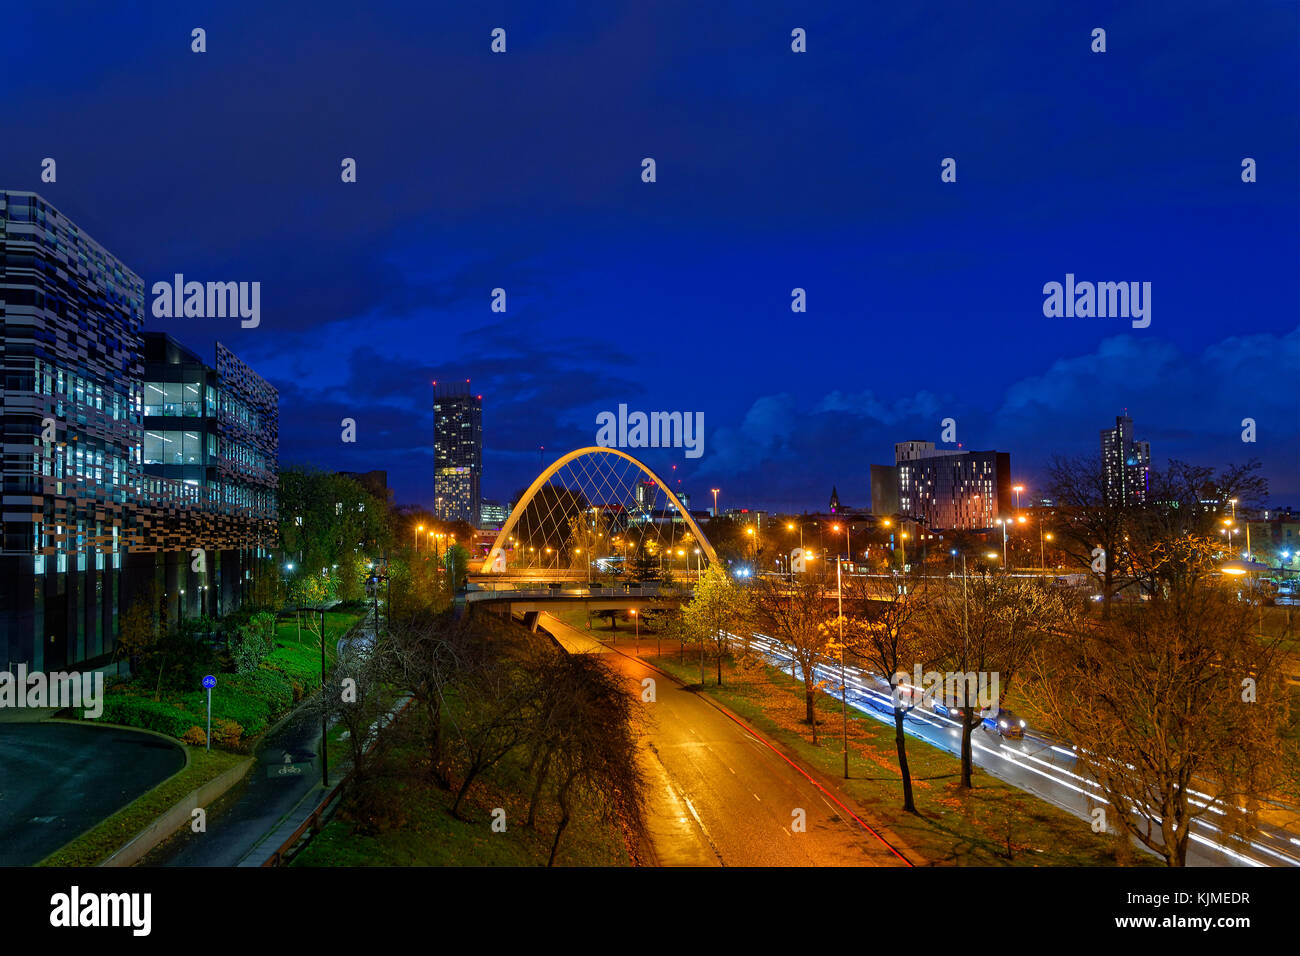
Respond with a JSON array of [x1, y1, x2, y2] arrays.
[[202, 675, 217, 689]]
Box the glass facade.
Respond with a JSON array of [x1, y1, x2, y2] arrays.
[[1, 192, 278, 671], [433, 385, 482, 525]]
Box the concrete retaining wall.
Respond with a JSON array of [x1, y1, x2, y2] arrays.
[[100, 756, 254, 867]]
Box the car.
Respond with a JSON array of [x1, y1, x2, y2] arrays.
[[930, 690, 976, 721], [981, 707, 1027, 739]]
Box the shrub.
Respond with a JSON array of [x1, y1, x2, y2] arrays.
[[232, 624, 273, 675], [181, 726, 208, 746], [99, 694, 201, 738], [341, 775, 410, 835], [211, 718, 244, 748]]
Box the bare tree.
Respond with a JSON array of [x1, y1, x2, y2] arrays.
[[1021, 581, 1293, 865], [840, 572, 930, 813], [448, 642, 530, 819], [330, 631, 399, 776], [1045, 454, 1132, 619], [751, 573, 836, 741], [529, 651, 647, 866], [383, 615, 464, 788], [928, 570, 1076, 787]]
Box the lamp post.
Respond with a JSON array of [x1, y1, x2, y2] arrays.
[[837, 556, 849, 779], [631, 608, 639, 655], [831, 523, 850, 569], [1013, 484, 1024, 512], [711, 488, 720, 518], [415, 524, 423, 552]]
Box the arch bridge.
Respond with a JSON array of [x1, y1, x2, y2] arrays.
[[475, 446, 718, 581]]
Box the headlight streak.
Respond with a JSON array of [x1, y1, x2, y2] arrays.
[[733, 629, 1297, 867]]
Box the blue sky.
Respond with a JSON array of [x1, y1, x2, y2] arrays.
[[5, 1, 1297, 509]]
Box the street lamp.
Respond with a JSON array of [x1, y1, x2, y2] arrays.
[[836, 554, 849, 779], [630, 608, 640, 654], [415, 524, 423, 552], [746, 526, 756, 562], [1012, 484, 1024, 511], [711, 488, 720, 518], [832, 522, 851, 569]]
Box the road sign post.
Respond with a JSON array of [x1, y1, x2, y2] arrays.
[[202, 675, 217, 752]]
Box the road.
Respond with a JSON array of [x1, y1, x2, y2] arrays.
[[539, 612, 909, 867], [745, 632, 1300, 868], [0, 720, 184, 865]]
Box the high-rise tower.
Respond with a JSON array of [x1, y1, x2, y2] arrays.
[[433, 381, 482, 525]]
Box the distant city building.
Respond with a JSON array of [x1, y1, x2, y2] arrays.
[[0, 192, 277, 670], [829, 486, 840, 513], [871, 440, 1011, 530], [635, 478, 657, 514], [1100, 414, 1150, 506], [433, 383, 482, 526], [479, 499, 508, 527]]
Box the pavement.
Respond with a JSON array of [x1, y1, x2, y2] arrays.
[[144, 607, 376, 867], [539, 612, 908, 867], [0, 719, 184, 865]]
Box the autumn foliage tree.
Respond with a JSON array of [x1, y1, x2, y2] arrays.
[[1021, 574, 1293, 866]]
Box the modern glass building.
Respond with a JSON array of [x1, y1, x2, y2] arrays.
[[0, 191, 277, 671], [433, 382, 481, 526]]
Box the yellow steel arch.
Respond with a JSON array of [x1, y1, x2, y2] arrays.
[[480, 446, 718, 573]]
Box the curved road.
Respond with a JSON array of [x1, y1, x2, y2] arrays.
[[540, 613, 909, 867]]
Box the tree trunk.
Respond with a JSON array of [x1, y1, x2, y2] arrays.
[[1102, 562, 1114, 621], [452, 760, 484, 819], [548, 778, 574, 866], [426, 696, 449, 789], [960, 714, 974, 788], [716, 645, 723, 686], [894, 709, 916, 812], [527, 748, 553, 827]]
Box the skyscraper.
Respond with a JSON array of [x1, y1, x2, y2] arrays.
[[433, 382, 482, 525], [1101, 414, 1150, 506]]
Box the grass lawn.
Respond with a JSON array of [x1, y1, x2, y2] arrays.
[[38, 747, 248, 867], [292, 619, 633, 868], [292, 706, 632, 867], [642, 652, 1156, 867], [87, 608, 367, 747], [274, 608, 366, 661]]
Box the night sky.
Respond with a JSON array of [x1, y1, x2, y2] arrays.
[[5, 1, 1297, 511]]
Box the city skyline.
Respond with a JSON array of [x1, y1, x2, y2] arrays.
[[2, 2, 1294, 513]]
